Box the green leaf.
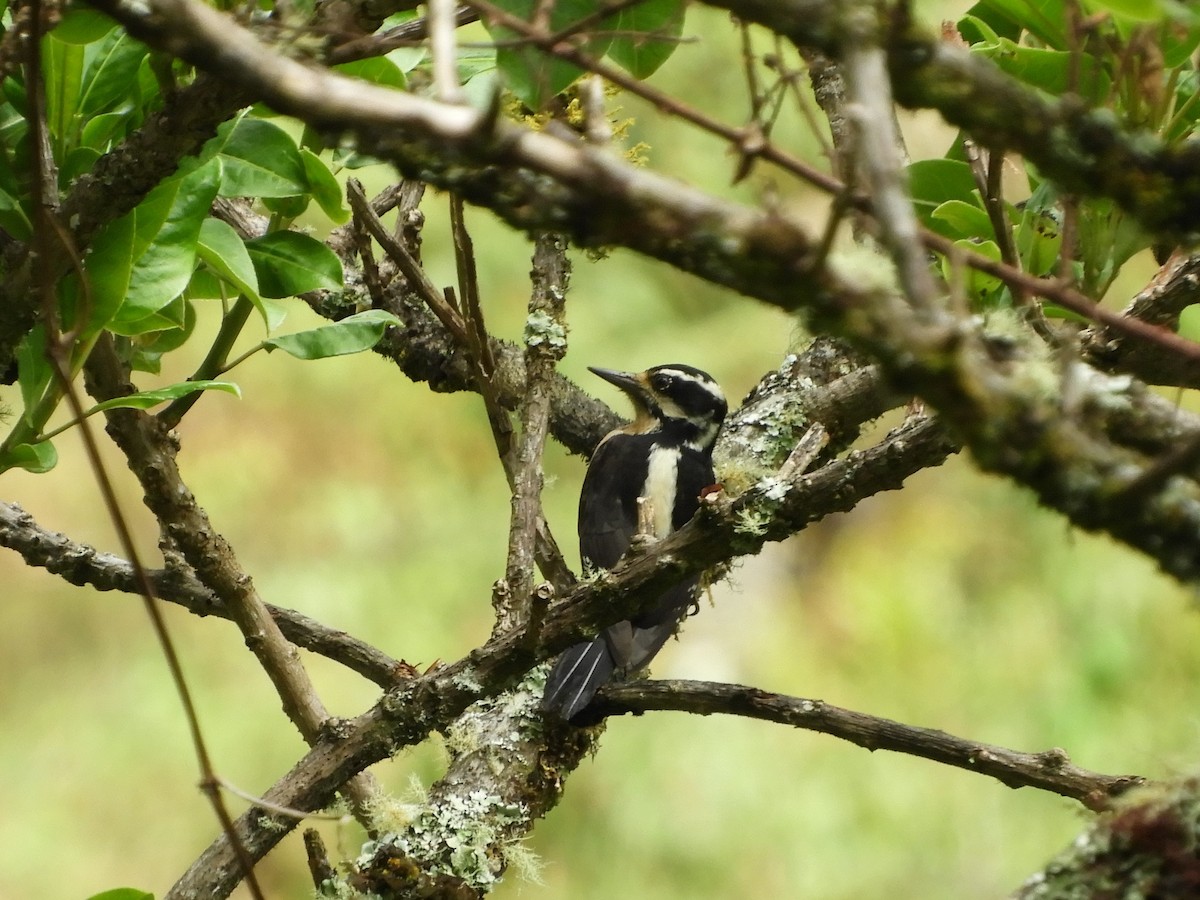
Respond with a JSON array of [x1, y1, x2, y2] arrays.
[[246, 231, 344, 298], [1162, 17, 1200, 67], [79, 29, 148, 116], [301, 149, 350, 224], [335, 57, 407, 89], [80, 111, 128, 150], [956, 14, 1002, 45], [61, 145, 102, 184], [16, 325, 53, 427], [261, 194, 310, 218], [85, 380, 240, 415], [196, 216, 261, 297], [264, 309, 400, 360], [960, 0, 1067, 48], [2, 441, 58, 474], [43, 35, 85, 150], [907, 159, 978, 229], [1075, 196, 1150, 296], [85, 214, 136, 329], [129, 300, 197, 373], [607, 0, 686, 79], [52, 8, 118, 44], [116, 293, 191, 336], [195, 216, 286, 328], [94, 159, 222, 335], [930, 199, 993, 241], [971, 40, 1110, 102], [1083, 0, 1167, 22], [197, 117, 308, 199], [261, 297, 290, 332], [486, 0, 614, 109], [0, 186, 31, 240], [84, 889, 155, 900], [1016, 205, 1063, 277], [941, 238, 1008, 308], [388, 45, 428, 74]]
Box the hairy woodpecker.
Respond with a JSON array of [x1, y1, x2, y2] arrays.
[[542, 364, 727, 722]]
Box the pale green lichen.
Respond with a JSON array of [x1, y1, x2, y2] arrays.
[[729, 474, 796, 539], [366, 789, 529, 891], [505, 839, 545, 885], [524, 310, 568, 351], [757, 476, 791, 502], [825, 243, 902, 297], [365, 781, 425, 834], [451, 667, 484, 694]]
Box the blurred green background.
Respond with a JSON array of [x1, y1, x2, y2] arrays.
[[3, 3, 1199, 898]]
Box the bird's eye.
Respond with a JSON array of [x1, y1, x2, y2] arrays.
[[650, 374, 672, 392]]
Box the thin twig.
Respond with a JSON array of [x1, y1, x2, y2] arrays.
[[498, 232, 570, 632], [0, 500, 403, 686], [347, 180, 574, 591], [593, 680, 1144, 811], [346, 179, 472, 347], [329, 6, 478, 65], [428, 0, 464, 103], [842, 42, 940, 309]]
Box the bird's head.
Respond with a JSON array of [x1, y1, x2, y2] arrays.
[[590, 364, 727, 451]]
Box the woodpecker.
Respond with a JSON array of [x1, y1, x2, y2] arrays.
[[542, 364, 727, 722]]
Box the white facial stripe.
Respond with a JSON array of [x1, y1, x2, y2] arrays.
[[644, 445, 681, 539], [687, 419, 721, 452], [652, 369, 726, 405]]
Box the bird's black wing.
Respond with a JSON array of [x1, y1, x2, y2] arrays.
[[576, 432, 649, 570], [544, 433, 646, 721]]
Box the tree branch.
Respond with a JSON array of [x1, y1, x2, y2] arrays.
[[593, 680, 1143, 812], [0, 500, 402, 686], [1082, 252, 1200, 388]]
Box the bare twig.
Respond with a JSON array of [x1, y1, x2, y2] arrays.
[[329, 6, 478, 65], [842, 42, 940, 309], [498, 232, 571, 632], [593, 680, 1144, 811], [348, 180, 574, 592], [428, 0, 464, 103]]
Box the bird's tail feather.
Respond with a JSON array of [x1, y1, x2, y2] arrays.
[[542, 639, 615, 722]]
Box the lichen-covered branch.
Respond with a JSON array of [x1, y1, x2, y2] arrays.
[[85, 0, 1200, 585], [1083, 253, 1200, 388], [1014, 777, 1200, 898]]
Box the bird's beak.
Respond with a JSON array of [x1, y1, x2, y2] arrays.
[[588, 367, 643, 396]]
